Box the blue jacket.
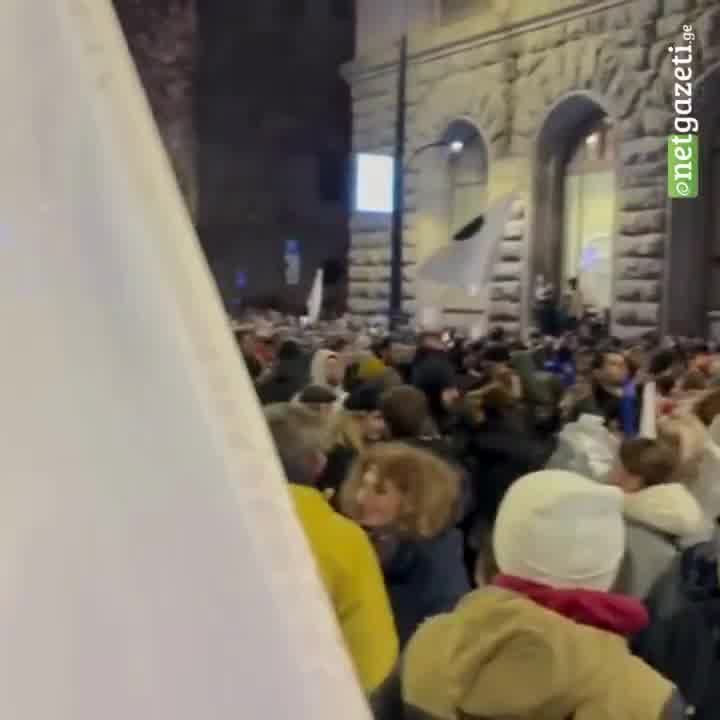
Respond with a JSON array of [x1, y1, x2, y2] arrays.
[[382, 528, 470, 647]]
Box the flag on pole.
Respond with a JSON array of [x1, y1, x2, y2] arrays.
[[307, 267, 324, 324], [0, 3, 371, 719], [639, 381, 658, 439]]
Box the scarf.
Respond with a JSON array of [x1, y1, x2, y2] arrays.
[[493, 575, 649, 636]]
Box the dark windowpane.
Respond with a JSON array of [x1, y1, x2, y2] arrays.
[[275, 0, 305, 21], [331, 0, 353, 21], [317, 152, 346, 204]]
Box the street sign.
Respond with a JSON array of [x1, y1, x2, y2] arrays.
[[285, 239, 300, 285]]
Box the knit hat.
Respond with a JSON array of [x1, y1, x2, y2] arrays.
[[355, 355, 388, 383], [344, 383, 382, 413], [298, 385, 337, 405], [493, 470, 625, 592]]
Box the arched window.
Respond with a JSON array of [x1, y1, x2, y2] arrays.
[[562, 118, 616, 311], [444, 119, 487, 236]]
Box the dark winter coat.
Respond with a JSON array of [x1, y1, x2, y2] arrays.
[[375, 528, 470, 648], [256, 344, 309, 405], [632, 534, 720, 719]]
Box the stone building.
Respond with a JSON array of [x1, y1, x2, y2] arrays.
[[114, 0, 197, 216], [345, 0, 720, 337]]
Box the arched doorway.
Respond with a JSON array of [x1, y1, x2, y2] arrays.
[[532, 94, 617, 321], [667, 65, 720, 338]]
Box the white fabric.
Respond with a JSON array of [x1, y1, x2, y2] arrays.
[[493, 471, 625, 592], [0, 3, 371, 719], [307, 268, 324, 324], [624, 484, 709, 541], [416, 193, 517, 291], [547, 415, 619, 482], [694, 428, 720, 524], [639, 381, 657, 439]]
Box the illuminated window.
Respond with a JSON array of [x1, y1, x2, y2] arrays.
[[354, 153, 394, 213], [562, 118, 616, 310]]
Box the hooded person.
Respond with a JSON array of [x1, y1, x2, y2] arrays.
[[611, 438, 712, 600], [256, 340, 310, 405], [309, 348, 347, 403], [412, 353, 460, 437], [399, 470, 684, 720]]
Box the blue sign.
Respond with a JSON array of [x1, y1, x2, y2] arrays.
[[285, 239, 300, 255], [235, 270, 247, 288]]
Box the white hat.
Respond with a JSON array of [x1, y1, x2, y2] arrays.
[[493, 470, 625, 592]]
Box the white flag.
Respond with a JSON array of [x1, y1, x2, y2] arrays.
[[416, 193, 517, 291], [307, 267, 324, 324], [639, 381, 658, 439], [0, 3, 370, 719]]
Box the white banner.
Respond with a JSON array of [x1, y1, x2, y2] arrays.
[[0, 2, 370, 719]]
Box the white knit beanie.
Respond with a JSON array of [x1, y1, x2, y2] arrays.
[[493, 470, 625, 592]]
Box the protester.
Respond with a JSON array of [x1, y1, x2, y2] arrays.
[[340, 443, 470, 647], [574, 348, 637, 434], [293, 384, 338, 418], [380, 385, 451, 458], [399, 470, 684, 720], [264, 403, 398, 693], [256, 340, 309, 405], [633, 529, 720, 718], [611, 437, 710, 599], [309, 348, 346, 401], [234, 327, 264, 380], [318, 384, 386, 497], [412, 350, 461, 437]]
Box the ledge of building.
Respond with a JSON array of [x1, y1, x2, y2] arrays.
[[342, 0, 629, 82]]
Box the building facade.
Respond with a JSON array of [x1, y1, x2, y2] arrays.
[[114, 0, 197, 215], [345, 0, 720, 337]]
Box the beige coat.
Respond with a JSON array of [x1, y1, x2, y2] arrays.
[[403, 587, 674, 720]]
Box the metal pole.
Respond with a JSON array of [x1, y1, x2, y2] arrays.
[[389, 34, 407, 329]]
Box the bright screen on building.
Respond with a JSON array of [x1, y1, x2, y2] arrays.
[[354, 153, 394, 213]]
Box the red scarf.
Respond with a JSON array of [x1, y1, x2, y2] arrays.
[[494, 575, 648, 636]]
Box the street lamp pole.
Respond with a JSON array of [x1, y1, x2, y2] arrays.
[[389, 34, 408, 330], [388, 36, 464, 330]]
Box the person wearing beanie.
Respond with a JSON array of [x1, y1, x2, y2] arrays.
[[412, 353, 461, 437], [309, 349, 346, 398], [256, 340, 310, 406], [293, 384, 339, 419], [317, 384, 387, 499], [394, 469, 685, 720], [355, 353, 404, 391]]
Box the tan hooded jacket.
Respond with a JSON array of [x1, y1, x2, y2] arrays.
[[403, 588, 676, 720]]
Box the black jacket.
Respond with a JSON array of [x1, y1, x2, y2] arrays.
[[633, 535, 720, 719]]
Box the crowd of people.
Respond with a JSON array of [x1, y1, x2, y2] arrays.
[[237, 315, 720, 719]]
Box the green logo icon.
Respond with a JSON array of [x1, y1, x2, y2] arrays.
[[667, 134, 699, 199]]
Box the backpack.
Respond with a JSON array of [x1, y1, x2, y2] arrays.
[[632, 545, 720, 719]]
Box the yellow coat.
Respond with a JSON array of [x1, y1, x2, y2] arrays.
[[404, 587, 674, 720], [289, 485, 398, 692]]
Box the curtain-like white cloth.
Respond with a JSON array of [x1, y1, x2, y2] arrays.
[[416, 192, 517, 292], [0, 2, 371, 719]]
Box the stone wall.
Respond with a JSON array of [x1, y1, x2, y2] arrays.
[[113, 0, 196, 216], [346, 0, 720, 336]]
